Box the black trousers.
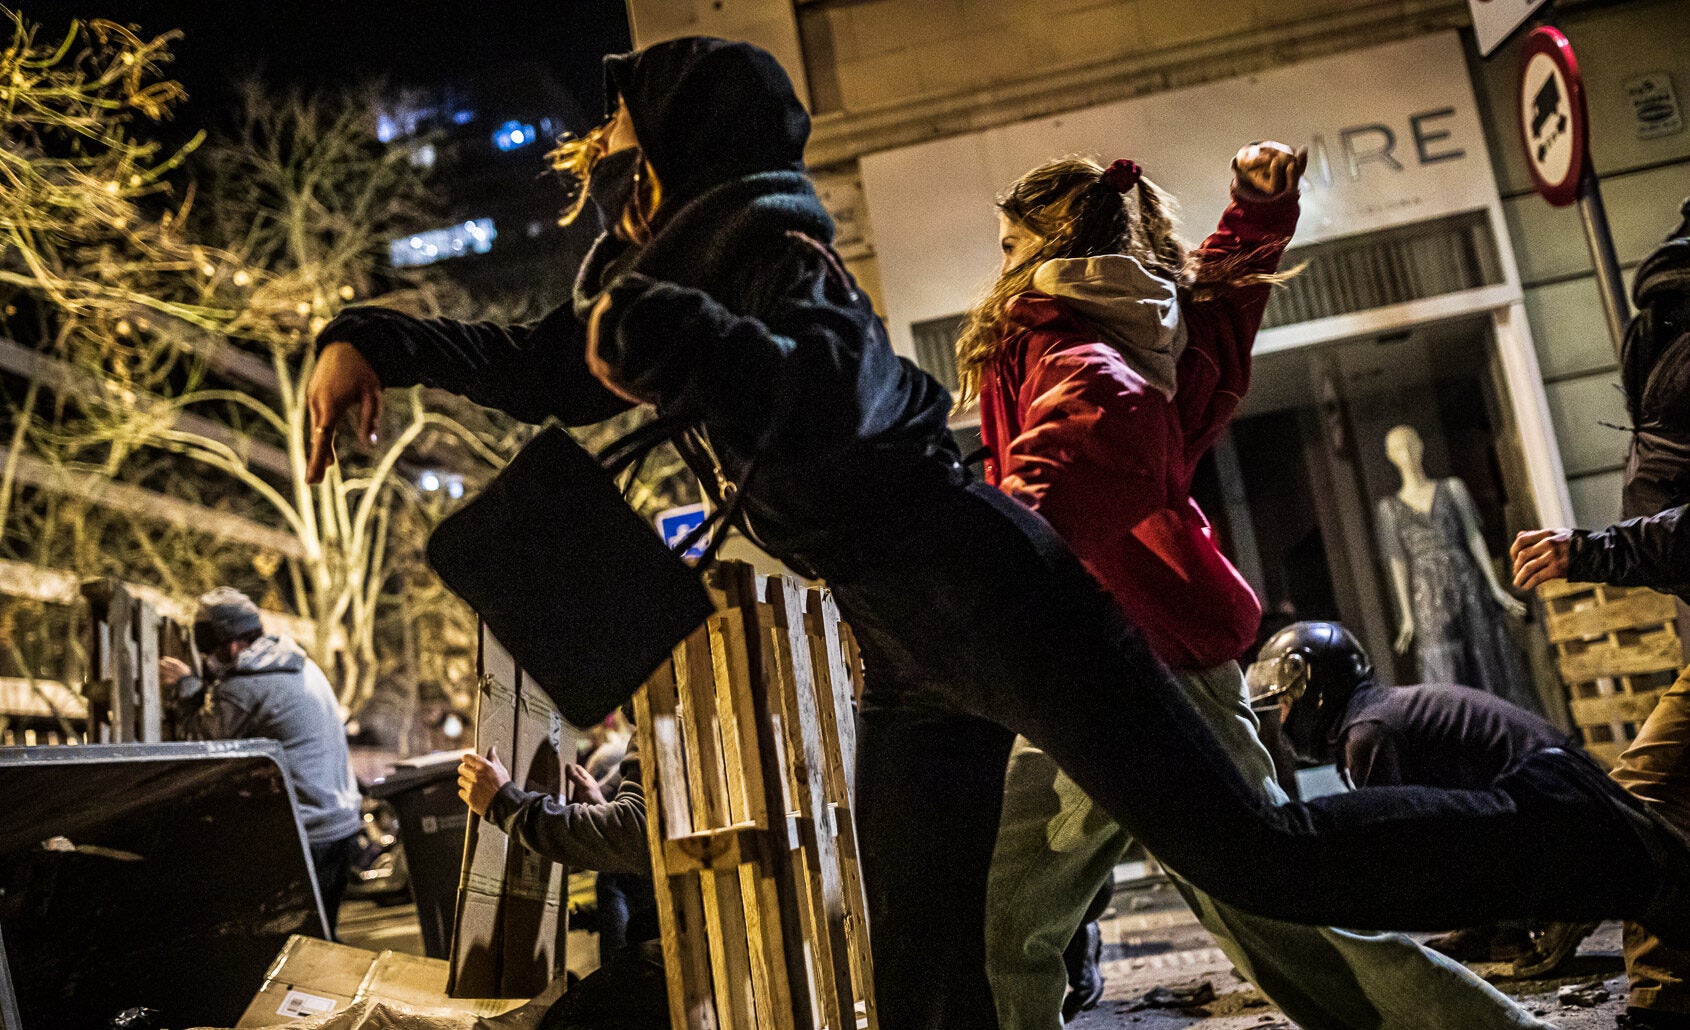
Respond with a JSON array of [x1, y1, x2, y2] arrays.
[[830, 483, 1676, 1030], [308, 831, 359, 941]]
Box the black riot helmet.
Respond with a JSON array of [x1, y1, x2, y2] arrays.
[[1246, 621, 1375, 764]]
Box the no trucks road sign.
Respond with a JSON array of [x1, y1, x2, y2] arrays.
[[1519, 26, 1588, 207]]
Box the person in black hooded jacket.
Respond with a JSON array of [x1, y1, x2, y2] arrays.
[[308, 38, 1690, 1029], [1514, 198, 1690, 1030]]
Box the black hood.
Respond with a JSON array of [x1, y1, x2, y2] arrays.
[[603, 37, 810, 206]]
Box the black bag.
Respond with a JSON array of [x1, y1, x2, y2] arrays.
[[427, 426, 715, 726]]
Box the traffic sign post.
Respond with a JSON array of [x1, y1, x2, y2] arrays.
[[1519, 26, 1630, 355]]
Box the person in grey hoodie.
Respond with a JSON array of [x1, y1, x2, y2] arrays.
[[160, 587, 362, 937]]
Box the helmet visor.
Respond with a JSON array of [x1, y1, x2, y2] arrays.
[[1244, 653, 1303, 712]]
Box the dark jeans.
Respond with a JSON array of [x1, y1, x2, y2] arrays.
[[309, 832, 359, 941], [540, 939, 669, 1030], [829, 483, 1677, 1030], [595, 872, 657, 965]]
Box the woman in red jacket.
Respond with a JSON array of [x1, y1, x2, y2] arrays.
[[973, 149, 1549, 1030]]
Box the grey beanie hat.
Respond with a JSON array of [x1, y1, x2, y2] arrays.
[[195, 587, 264, 644]]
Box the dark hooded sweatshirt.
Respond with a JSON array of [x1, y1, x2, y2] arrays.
[[319, 39, 959, 579], [1566, 198, 1690, 601]]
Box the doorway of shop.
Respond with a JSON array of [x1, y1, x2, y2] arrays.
[[1192, 313, 1546, 704]]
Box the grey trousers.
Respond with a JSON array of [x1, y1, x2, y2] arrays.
[[984, 662, 1551, 1030]]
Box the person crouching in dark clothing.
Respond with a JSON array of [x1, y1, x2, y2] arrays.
[[459, 739, 667, 1030], [1247, 621, 1597, 975]]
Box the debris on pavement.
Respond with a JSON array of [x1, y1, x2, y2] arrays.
[[1128, 981, 1217, 1011], [1557, 981, 1612, 1007]]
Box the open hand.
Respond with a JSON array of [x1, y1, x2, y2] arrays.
[[1233, 142, 1308, 200], [564, 764, 607, 806], [458, 746, 512, 817], [305, 342, 383, 484], [1394, 622, 1414, 655], [1511, 529, 1574, 592]]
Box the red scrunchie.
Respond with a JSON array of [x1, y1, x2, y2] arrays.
[[1101, 158, 1142, 193]]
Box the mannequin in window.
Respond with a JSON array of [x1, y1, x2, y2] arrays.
[[1375, 424, 1539, 712]]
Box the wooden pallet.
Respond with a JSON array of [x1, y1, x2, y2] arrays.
[[633, 561, 875, 1030], [82, 579, 193, 744], [1540, 579, 1686, 767]]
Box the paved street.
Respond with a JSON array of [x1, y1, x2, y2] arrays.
[[1072, 873, 1631, 1029], [342, 871, 1635, 1028]]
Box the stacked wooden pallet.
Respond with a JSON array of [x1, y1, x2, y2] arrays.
[[634, 561, 875, 1030], [1540, 579, 1686, 767]]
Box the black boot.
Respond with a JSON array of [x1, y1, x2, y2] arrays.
[[1062, 919, 1104, 1020]]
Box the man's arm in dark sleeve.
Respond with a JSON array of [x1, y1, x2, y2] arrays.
[[483, 758, 649, 874], [316, 304, 634, 427], [1567, 503, 1690, 596], [1343, 723, 1404, 789]]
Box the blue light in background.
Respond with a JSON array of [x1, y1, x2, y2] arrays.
[[492, 119, 537, 151], [388, 218, 497, 268]]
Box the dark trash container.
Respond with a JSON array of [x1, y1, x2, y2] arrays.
[[368, 750, 470, 959], [0, 741, 325, 1030]]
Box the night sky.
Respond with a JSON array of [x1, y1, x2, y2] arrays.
[[11, 1, 632, 132]]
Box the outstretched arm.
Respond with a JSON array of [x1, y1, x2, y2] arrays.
[[1514, 504, 1690, 597], [460, 747, 649, 873], [1175, 142, 1305, 460], [306, 304, 636, 481]]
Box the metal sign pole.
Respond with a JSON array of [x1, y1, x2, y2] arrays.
[[1519, 26, 1629, 353], [1576, 169, 1631, 355]]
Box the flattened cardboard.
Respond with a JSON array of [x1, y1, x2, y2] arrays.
[[236, 935, 523, 1027], [446, 625, 574, 999], [237, 937, 368, 1027], [498, 680, 569, 997]]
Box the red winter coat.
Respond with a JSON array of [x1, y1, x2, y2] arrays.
[[980, 189, 1299, 670]]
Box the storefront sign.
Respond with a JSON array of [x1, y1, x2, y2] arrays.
[[1469, 0, 1549, 58], [860, 32, 1510, 358], [1625, 73, 1684, 141], [1518, 27, 1588, 207]]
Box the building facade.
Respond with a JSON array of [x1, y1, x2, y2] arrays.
[[624, 0, 1689, 700]]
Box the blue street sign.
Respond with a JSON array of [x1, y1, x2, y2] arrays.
[[654, 503, 709, 561]]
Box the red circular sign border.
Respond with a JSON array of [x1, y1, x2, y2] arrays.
[[1518, 26, 1588, 208]]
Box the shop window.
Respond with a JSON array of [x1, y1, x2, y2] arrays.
[[1223, 314, 1544, 709], [910, 313, 965, 393], [1261, 211, 1504, 329]]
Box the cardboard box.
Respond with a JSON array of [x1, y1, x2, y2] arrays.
[[236, 936, 523, 1027], [447, 625, 574, 999]]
